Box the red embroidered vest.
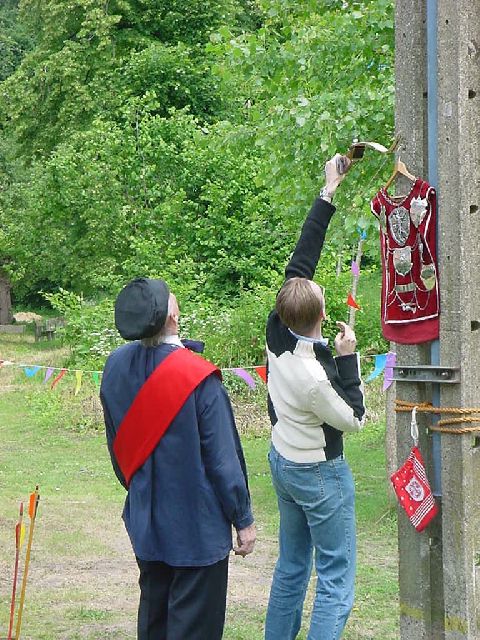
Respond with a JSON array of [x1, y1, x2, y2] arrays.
[[371, 178, 439, 344]]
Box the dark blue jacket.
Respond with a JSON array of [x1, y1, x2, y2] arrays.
[[100, 341, 253, 566]]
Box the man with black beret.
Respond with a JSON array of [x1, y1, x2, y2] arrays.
[[100, 277, 256, 640]]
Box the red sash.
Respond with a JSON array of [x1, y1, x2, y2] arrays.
[[113, 348, 221, 486]]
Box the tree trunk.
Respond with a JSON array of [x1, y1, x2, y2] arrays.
[[0, 273, 13, 324]]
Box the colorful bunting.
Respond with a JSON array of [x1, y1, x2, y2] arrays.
[[231, 368, 256, 389], [357, 226, 367, 240], [74, 370, 83, 396], [1, 352, 401, 393], [24, 366, 40, 378], [383, 351, 397, 391], [351, 260, 360, 277], [346, 293, 361, 310], [254, 366, 267, 383], [43, 367, 54, 383], [51, 368, 67, 390], [365, 354, 387, 382]]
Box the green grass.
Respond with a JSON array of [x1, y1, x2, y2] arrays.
[[0, 336, 399, 639]]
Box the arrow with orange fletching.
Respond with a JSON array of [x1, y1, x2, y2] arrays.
[[14, 486, 40, 640]]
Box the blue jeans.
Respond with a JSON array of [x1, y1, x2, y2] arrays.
[[265, 445, 356, 640]]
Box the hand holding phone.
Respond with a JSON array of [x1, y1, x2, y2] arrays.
[[334, 321, 357, 356]]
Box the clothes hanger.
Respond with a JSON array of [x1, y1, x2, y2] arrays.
[[337, 136, 401, 174], [346, 136, 401, 161], [384, 158, 416, 191]]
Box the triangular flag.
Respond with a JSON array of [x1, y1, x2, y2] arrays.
[[51, 368, 67, 390], [351, 261, 360, 277], [347, 293, 361, 310], [365, 354, 387, 382], [254, 366, 267, 383], [383, 351, 397, 390], [43, 367, 54, 383], [357, 227, 367, 240], [24, 366, 41, 378], [92, 371, 100, 387], [74, 370, 83, 396], [231, 368, 256, 389]]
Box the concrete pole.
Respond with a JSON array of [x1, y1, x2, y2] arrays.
[[394, 1, 480, 638], [394, 3, 443, 638], [436, 1, 480, 637]]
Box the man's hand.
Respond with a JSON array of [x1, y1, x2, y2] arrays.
[[334, 321, 357, 356], [233, 523, 256, 557], [323, 153, 351, 198]]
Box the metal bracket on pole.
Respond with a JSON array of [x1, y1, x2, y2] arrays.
[[392, 365, 460, 384]]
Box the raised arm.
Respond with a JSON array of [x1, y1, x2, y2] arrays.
[[285, 154, 350, 281]]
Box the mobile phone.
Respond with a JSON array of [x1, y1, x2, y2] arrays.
[[346, 143, 366, 162]]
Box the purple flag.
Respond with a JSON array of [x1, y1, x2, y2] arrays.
[[383, 351, 397, 390], [43, 367, 55, 383], [351, 261, 360, 277], [231, 368, 256, 389]]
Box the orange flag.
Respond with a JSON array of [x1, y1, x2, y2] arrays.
[[51, 368, 67, 390], [254, 366, 267, 383], [347, 293, 361, 310]]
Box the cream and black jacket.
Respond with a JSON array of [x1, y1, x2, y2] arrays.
[[266, 197, 366, 463]]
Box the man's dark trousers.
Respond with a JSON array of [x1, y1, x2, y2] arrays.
[[136, 556, 229, 640]]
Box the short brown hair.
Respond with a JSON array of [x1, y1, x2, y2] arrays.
[[275, 278, 324, 334]]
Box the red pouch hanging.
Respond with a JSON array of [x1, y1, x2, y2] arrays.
[[390, 408, 438, 532]]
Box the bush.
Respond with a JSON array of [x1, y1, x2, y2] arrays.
[[42, 289, 122, 369]]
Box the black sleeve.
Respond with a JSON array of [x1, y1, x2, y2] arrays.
[[333, 353, 366, 421], [100, 392, 128, 490], [285, 197, 336, 281]]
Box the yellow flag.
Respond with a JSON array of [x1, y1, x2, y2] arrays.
[[74, 370, 83, 396]]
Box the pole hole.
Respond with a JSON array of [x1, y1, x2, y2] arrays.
[[474, 436, 480, 449], [468, 89, 477, 99], [471, 320, 480, 331], [470, 205, 479, 214]]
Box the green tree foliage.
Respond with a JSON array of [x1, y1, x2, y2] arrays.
[[0, 0, 32, 82], [0, 0, 394, 331], [209, 0, 395, 250], [3, 106, 289, 299], [0, 0, 238, 158]]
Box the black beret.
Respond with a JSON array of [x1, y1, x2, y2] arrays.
[[114, 278, 170, 340]]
